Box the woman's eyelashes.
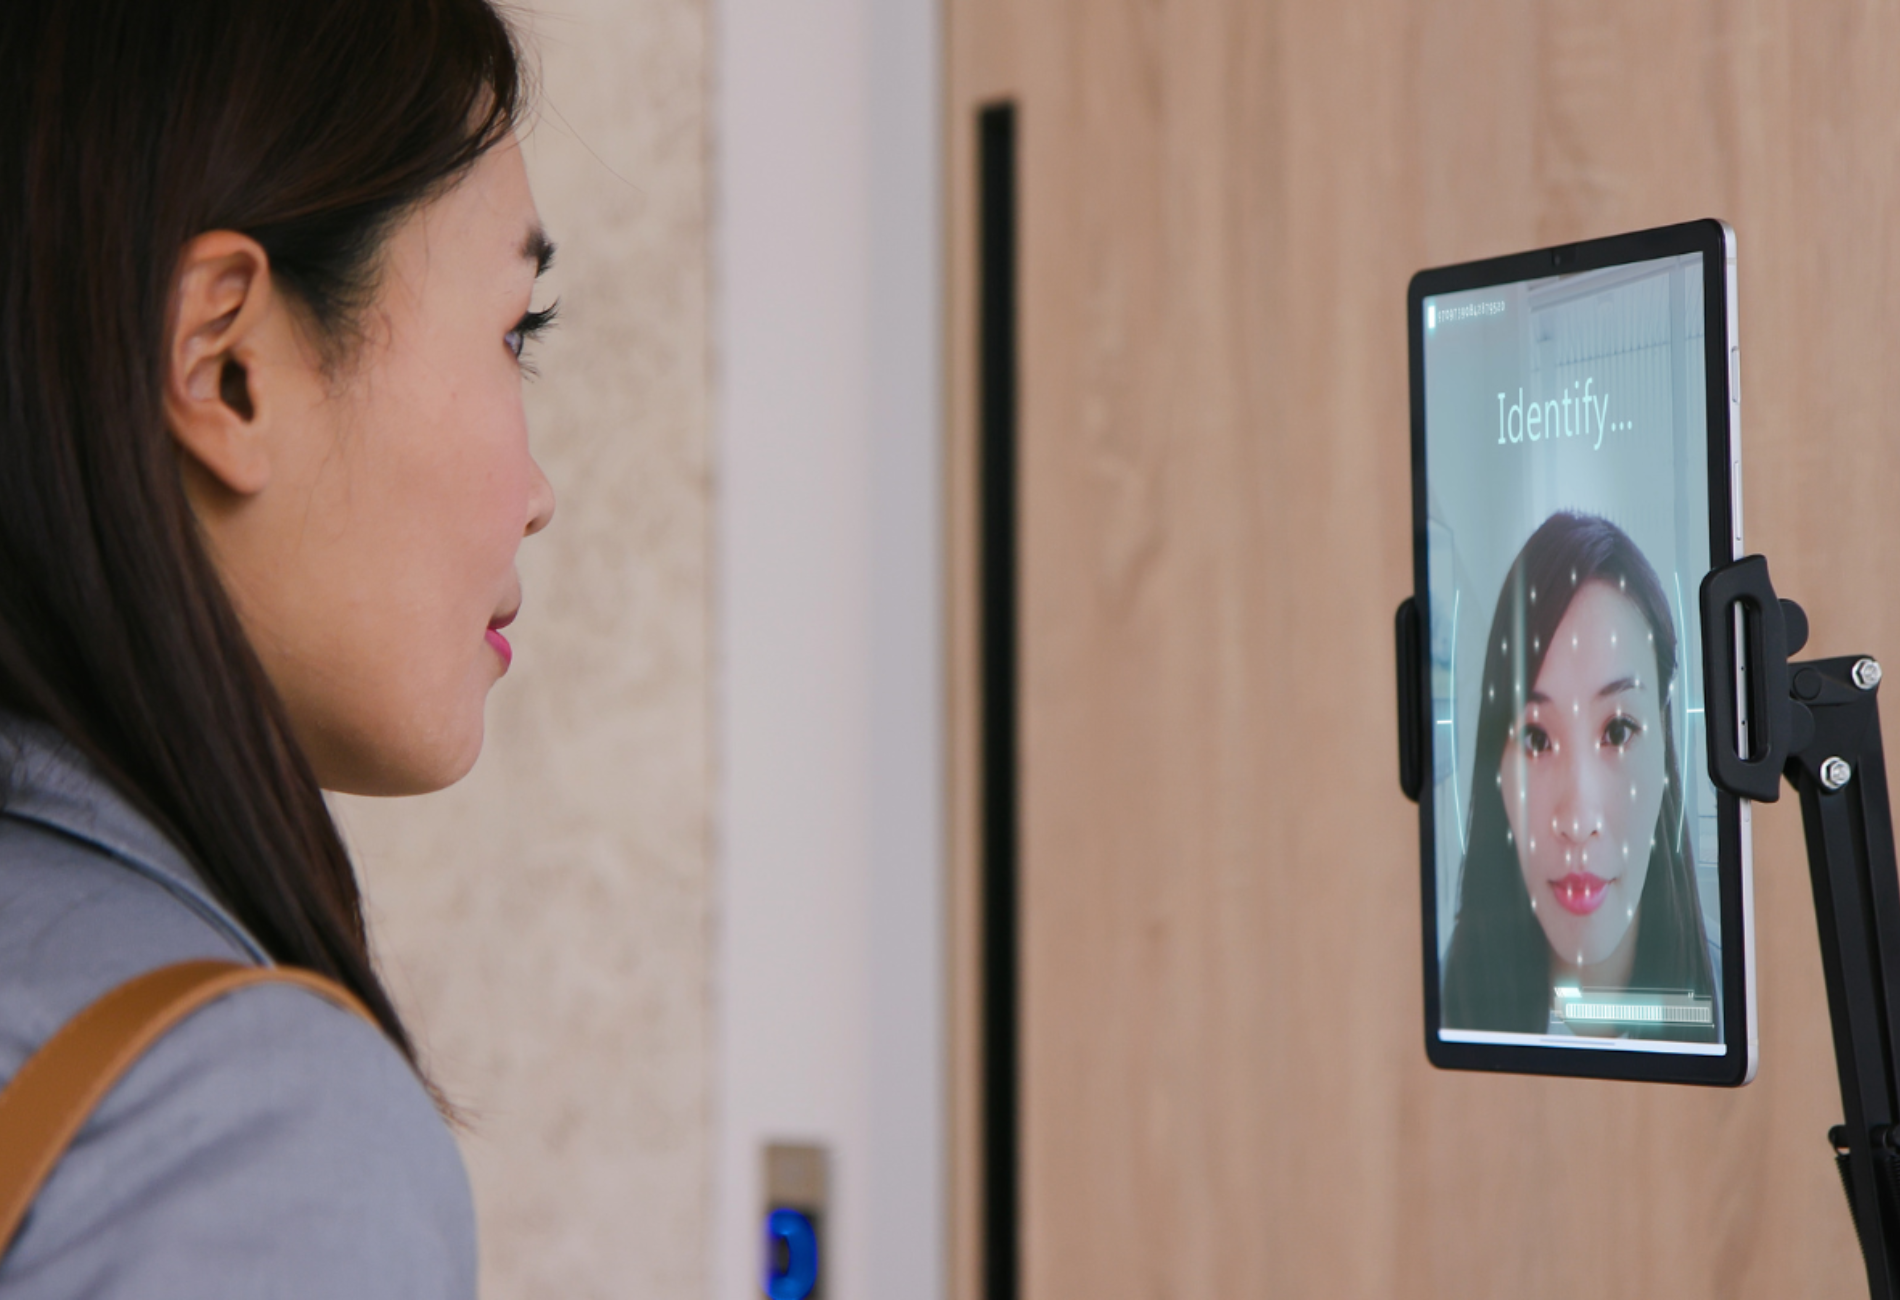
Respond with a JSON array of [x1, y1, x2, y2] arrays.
[[504, 301, 561, 369], [1517, 721, 1553, 756], [1602, 713, 1642, 749]]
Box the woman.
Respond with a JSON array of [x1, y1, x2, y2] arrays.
[[0, 1, 553, 1291], [1441, 512, 1717, 1039]]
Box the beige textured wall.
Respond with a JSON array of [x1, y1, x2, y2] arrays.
[[333, 3, 713, 1297]]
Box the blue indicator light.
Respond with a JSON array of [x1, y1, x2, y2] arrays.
[[763, 1207, 819, 1300]]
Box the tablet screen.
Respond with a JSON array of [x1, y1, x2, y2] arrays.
[[1419, 249, 1729, 1057]]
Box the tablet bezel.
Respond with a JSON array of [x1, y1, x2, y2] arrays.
[[1407, 219, 1752, 1086]]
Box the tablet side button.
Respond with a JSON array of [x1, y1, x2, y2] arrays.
[[1730, 344, 1741, 405]]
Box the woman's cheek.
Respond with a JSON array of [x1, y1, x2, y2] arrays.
[[1506, 758, 1548, 848], [1501, 760, 1538, 880], [466, 423, 534, 558], [1633, 743, 1669, 858]]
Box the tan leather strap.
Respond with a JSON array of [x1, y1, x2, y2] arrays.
[[0, 959, 375, 1256]]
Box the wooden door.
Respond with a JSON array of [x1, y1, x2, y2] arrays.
[[948, 3, 1900, 1297]]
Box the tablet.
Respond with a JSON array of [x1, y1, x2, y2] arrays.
[[1407, 220, 1754, 1085]]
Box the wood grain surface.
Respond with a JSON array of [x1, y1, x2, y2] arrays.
[[947, 2, 1900, 1296]]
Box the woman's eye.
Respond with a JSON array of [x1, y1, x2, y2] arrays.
[[1604, 715, 1641, 748], [1519, 724, 1552, 756], [506, 302, 560, 365]]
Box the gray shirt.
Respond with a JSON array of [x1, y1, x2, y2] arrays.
[[0, 721, 476, 1297]]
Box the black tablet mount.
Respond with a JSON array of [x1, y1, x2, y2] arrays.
[[1398, 556, 1900, 1300]]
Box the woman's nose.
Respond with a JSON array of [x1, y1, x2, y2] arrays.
[[525, 454, 556, 537], [1552, 755, 1605, 842]]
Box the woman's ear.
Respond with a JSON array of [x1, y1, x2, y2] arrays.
[[163, 231, 283, 496]]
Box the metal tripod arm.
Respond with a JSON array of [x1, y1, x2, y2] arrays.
[[1785, 654, 1900, 1300], [1700, 555, 1900, 1297]]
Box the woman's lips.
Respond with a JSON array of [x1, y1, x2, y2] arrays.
[[485, 627, 513, 669], [487, 604, 519, 669], [1550, 872, 1611, 916]]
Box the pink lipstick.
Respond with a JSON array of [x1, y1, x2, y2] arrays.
[[487, 604, 518, 670], [1550, 872, 1610, 916]]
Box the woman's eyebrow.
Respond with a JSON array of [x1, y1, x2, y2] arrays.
[[521, 226, 556, 277], [1523, 676, 1638, 707]]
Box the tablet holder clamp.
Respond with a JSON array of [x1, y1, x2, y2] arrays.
[[1398, 556, 1900, 1300]]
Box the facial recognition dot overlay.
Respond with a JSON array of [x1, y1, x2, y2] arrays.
[[1424, 252, 1724, 1054]]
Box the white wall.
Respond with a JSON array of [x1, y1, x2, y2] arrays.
[[711, 0, 944, 1298]]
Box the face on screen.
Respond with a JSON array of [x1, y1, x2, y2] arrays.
[[1501, 580, 1667, 979]]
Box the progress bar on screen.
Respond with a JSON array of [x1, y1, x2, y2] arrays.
[[1552, 987, 1713, 1027]]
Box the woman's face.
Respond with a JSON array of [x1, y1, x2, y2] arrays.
[[1499, 579, 1668, 972], [174, 137, 556, 795]]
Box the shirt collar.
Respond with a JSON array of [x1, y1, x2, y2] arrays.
[[0, 716, 270, 963]]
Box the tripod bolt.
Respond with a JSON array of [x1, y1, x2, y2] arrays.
[[1854, 657, 1883, 690], [1822, 756, 1854, 792]]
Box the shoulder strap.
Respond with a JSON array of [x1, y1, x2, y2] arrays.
[[0, 959, 375, 1256]]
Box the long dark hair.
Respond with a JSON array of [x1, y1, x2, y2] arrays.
[[0, 0, 525, 1073], [1441, 512, 1715, 1036]]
